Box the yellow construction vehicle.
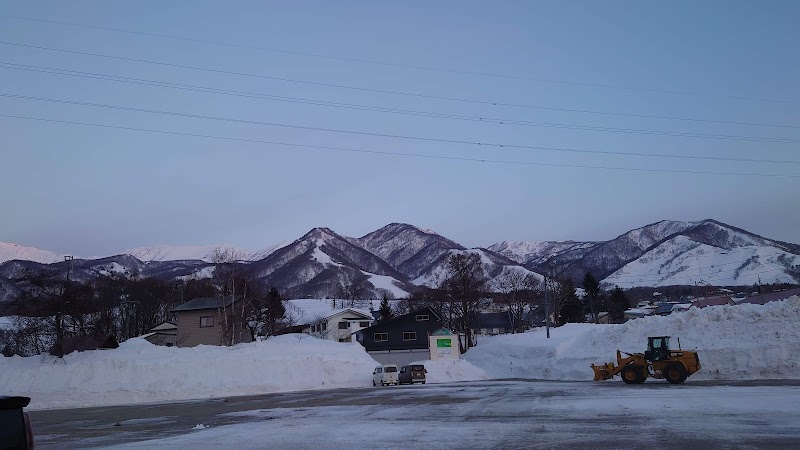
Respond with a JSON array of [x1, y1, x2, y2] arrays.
[[591, 336, 701, 384]]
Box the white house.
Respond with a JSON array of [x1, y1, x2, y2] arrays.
[[305, 308, 375, 342]]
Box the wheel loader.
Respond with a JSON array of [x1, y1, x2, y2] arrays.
[[591, 336, 701, 384]]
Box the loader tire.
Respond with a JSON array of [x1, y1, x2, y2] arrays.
[[621, 366, 640, 384], [665, 364, 688, 384], [634, 367, 647, 384]]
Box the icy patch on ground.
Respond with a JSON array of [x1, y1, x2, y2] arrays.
[[465, 296, 800, 381]]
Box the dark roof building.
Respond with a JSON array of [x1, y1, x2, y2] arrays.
[[170, 296, 237, 313], [50, 334, 119, 357], [473, 312, 513, 335], [355, 307, 443, 366]]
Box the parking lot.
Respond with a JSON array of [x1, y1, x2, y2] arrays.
[[30, 379, 800, 449]]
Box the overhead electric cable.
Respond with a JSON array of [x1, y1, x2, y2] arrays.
[[0, 40, 797, 130], [1, 62, 798, 144], [0, 14, 795, 105], [3, 92, 800, 166], [1, 113, 798, 178]]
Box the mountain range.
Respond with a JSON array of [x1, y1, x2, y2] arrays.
[[1, 219, 798, 303]]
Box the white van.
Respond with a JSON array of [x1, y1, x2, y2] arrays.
[[372, 364, 399, 386]]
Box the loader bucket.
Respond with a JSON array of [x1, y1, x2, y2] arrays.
[[591, 363, 614, 381]]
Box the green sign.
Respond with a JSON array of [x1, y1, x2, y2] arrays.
[[437, 338, 452, 348]]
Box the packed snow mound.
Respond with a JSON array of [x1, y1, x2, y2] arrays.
[[465, 296, 800, 381], [416, 359, 490, 384], [0, 334, 380, 410]]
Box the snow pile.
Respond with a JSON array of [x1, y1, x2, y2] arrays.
[[0, 334, 380, 410], [466, 296, 800, 381], [416, 359, 490, 384]]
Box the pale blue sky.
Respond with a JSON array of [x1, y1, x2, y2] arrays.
[[1, 1, 798, 255]]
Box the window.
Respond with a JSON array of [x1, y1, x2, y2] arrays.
[[321, 321, 327, 331], [403, 331, 416, 341], [374, 332, 388, 342], [416, 314, 429, 321], [359, 321, 370, 327], [200, 316, 214, 327], [338, 321, 349, 330]]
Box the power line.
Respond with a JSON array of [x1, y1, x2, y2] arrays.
[[2, 62, 799, 145], [2, 113, 799, 178], [4, 92, 800, 167], [1, 14, 793, 104], [1, 40, 798, 131]]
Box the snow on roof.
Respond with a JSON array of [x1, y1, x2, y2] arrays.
[[287, 298, 378, 323]]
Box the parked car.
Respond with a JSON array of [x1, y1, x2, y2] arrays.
[[0, 396, 34, 449], [372, 364, 399, 386], [399, 364, 427, 385]]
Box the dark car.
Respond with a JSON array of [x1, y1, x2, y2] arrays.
[[0, 396, 34, 450], [398, 364, 427, 385]]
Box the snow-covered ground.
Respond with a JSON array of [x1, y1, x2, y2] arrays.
[[65, 381, 800, 450], [466, 295, 800, 381], [3, 296, 798, 411], [0, 333, 483, 410]]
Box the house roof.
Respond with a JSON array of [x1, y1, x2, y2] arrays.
[[358, 306, 441, 333], [475, 312, 512, 329], [50, 334, 119, 357], [150, 321, 177, 332], [286, 298, 378, 324], [171, 296, 236, 313]]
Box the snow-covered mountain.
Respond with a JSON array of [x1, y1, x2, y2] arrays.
[[0, 242, 68, 264], [413, 248, 544, 290], [125, 242, 287, 262], [602, 220, 800, 288], [532, 220, 700, 281], [488, 240, 599, 265], [248, 227, 413, 299], [2, 219, 797, 302], [356, 223, 465, 279]]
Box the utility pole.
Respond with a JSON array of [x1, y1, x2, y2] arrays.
[[544, 273, 550, 339]]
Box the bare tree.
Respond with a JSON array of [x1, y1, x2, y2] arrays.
[[495, 270, 541, 333], [440, 253, 487, 350], [337, 270, 368, 308], [309, 314, 331, 339], [210, 247, 250, 346]]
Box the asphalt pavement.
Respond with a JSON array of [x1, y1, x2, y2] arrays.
[[30, 379, 800, 449]]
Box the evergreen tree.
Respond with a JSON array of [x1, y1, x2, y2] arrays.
[[582, 272, 600, 322], [608, 286, 630, 323], [557, 279, 584, 325], [265, 287, 285, 336], [379, 293, 393, 322]]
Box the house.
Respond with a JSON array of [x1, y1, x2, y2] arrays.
[[472, 312, 513, 336], [355, 307, 443, 365], [305, 308, 375, 342], [49, 334, 119, 357], [171, 296, 253, 347], [143, 321, 177, 347]]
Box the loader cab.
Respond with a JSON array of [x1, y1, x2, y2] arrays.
[[646, 336, 671, 362]]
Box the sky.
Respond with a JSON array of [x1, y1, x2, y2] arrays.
[[1, 1, 799, 256]]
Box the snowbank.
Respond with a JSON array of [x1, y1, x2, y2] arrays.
[[0, 334, 379, 410], [465, 296, 800, 381], [415, 359, 490, 384]]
